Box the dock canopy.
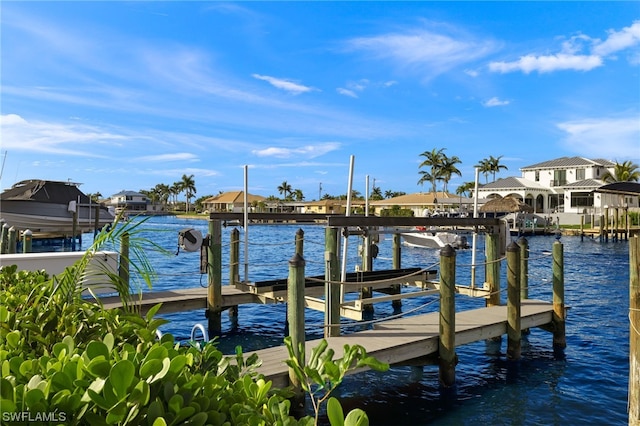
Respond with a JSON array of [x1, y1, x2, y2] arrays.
[[593, 181, 640, 196]]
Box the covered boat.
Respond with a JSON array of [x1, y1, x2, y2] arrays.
[[0, 179, 115, 237], [402, 227, 469, 249]]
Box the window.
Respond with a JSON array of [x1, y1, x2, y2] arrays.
[[576, 169, 585, 180], [553, 170, 567, 186], [570, 192, 593, 208], [535, 171, 540, 182]]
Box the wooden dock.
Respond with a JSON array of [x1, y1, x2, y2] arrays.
[[251, 299, 555, 388]]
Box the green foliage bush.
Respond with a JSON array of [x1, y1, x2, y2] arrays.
[[0, 221, 387, 425]]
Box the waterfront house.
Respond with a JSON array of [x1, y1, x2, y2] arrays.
[[202, 191, 266, 213], [475, 156, 639, 224], [107, 190, 165, 215], [303, 199, 346, 215], [370, 191, 475, 217]]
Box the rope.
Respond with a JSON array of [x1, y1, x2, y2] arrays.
[[306, 296, 440, 330], [305, 263, 439, 287], [629, 309, 640, 336]]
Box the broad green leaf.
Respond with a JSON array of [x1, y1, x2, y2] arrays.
[[140, 359, 162, 380], [5, 330, 20, 349], [0, 378, 13, 401], [168, 393, 184, 414], [168, 354, 187, 374], [86, 341, 109, 360], [129, 380, 150, 406], [344, 408, 369, 426], [149, 357, 171, 383], [103, 333, 115, 353], [110, 360, 135, 399], [151, 417, 167, 426], [327, 397, 345, 426], [51, 371, 74, 391], [24, 388, 46, 408], [106, 400, 128, 424], [86, 357, 111, 378], [0, 305, 9, 322]]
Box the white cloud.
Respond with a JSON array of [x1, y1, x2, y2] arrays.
[[0, 113, 126, 157], [252, 142, 341, 158], [483, 97, 510, 107], [252, 74, 315, 95], [557, 115, 640, 160], [592, 21, 640, 57], [136, 153, 199, 162], [344, 26, 499, 80], [489, 54, 602, 74], [337, 88, 358, 98], [489, 20, 640, 74], [464, 69, 479, 77]]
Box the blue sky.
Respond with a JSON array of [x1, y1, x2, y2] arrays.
[[1, 2, 639, 201]]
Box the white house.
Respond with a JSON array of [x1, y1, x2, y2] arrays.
[[475, 156, 638, 224], [108, 190, 165, 214]]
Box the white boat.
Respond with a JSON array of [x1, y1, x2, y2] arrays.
[[402, 227, 469, 249], [0, 179, 116, 237]]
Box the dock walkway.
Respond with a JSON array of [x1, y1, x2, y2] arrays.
[[251, 299, 554, 388]]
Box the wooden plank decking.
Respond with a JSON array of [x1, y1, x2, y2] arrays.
[[250, 299, 555, 388]]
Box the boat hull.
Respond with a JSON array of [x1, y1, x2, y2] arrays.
[[402, 231, 469, 249], [1, 200, 114, 235]]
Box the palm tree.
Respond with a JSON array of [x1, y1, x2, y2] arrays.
[[602, 160, 640, 183], [179, 174, 196, 213], [439, 155, 462, 193], [488, 155, 508, 182], [170, 182, 181, 210], [277, 181, 292, 200], [370, 186, 383, 200], [456, 181, 476, 198], [292, 189, 305, 201], [154, 183, 171, 208], [418, 148, 446, 192]]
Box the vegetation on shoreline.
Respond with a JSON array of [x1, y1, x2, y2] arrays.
[[0, 220, 387, 425]]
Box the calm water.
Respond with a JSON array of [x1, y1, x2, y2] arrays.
[[96, 216, 631, 425]]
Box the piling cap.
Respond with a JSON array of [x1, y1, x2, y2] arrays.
[[507, 241, 520, 252], [440, 244, 456, 257], [289, 252, 305, 265]]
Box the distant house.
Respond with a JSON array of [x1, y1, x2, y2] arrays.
[[303, 199, 346, 215], [108, 190, 159, 214], [202, 191, 266, 213], [371, 192, 474, 217], [475, 156, 638, 223]]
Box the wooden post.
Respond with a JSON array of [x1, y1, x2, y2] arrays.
[[599, 215, 605, 243], [552, 239, 566, 356], [72, 209, 78, 250], [614, 207, 619, 242], [439, 244, 456, 388], [518, 237, 529, 300], [360, 228, 374, 314], [7, 227, 16, 254], [207, 219, 222, 338], [580, 216, 584, 241], [22, 230, 32, 253], [391, 233, 402, 311], [94, 205, 100, 237], [629, 235, 639, 425], [1, 222, 9, 254], [485, 233, 501, 307], [229, 228, 240, 323], [118, 232, 130, 288], [506, 241, 521, 360], [230, 228, 240, 286], [604, 206, 609, 242], [287, 252, 306, 410], [295, 228, 304, 256], [325, 227, 341, 337]]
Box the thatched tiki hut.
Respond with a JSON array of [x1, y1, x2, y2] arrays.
[[479, 195, 534, 215]]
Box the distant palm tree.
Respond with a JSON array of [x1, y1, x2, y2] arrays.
[[440, 155, 462, 193], [277, 181, 292, 200], [370, 186, 383, 200], [179, 174, 196, 213], [292, 189, 305, 201], [456, 181, 475, 198], [488, 155, 508, 182], [602, 160, 640, 183], [476, 158, 491, 184], [418, 148, 446, 192]]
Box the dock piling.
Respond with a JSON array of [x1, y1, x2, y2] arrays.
[[485, 233, 501, 307], [630, 235, 639, 425], [287, 252, 306, 409], [439, 244, 457, 388], [22, 230, 32, 253], [552, 239, 566, 357], [391, 233, 402, 311], [207, 220, 223, 338], [7, 227, 16, 254], [325, 227, 340, 337], [506, 241, 521, 360]]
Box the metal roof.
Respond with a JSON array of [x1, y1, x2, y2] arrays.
[[479, 177, 547, 191], [593, 181, 640, 195], [521, 156, 615, 170], [562, 179, 603, 189]]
